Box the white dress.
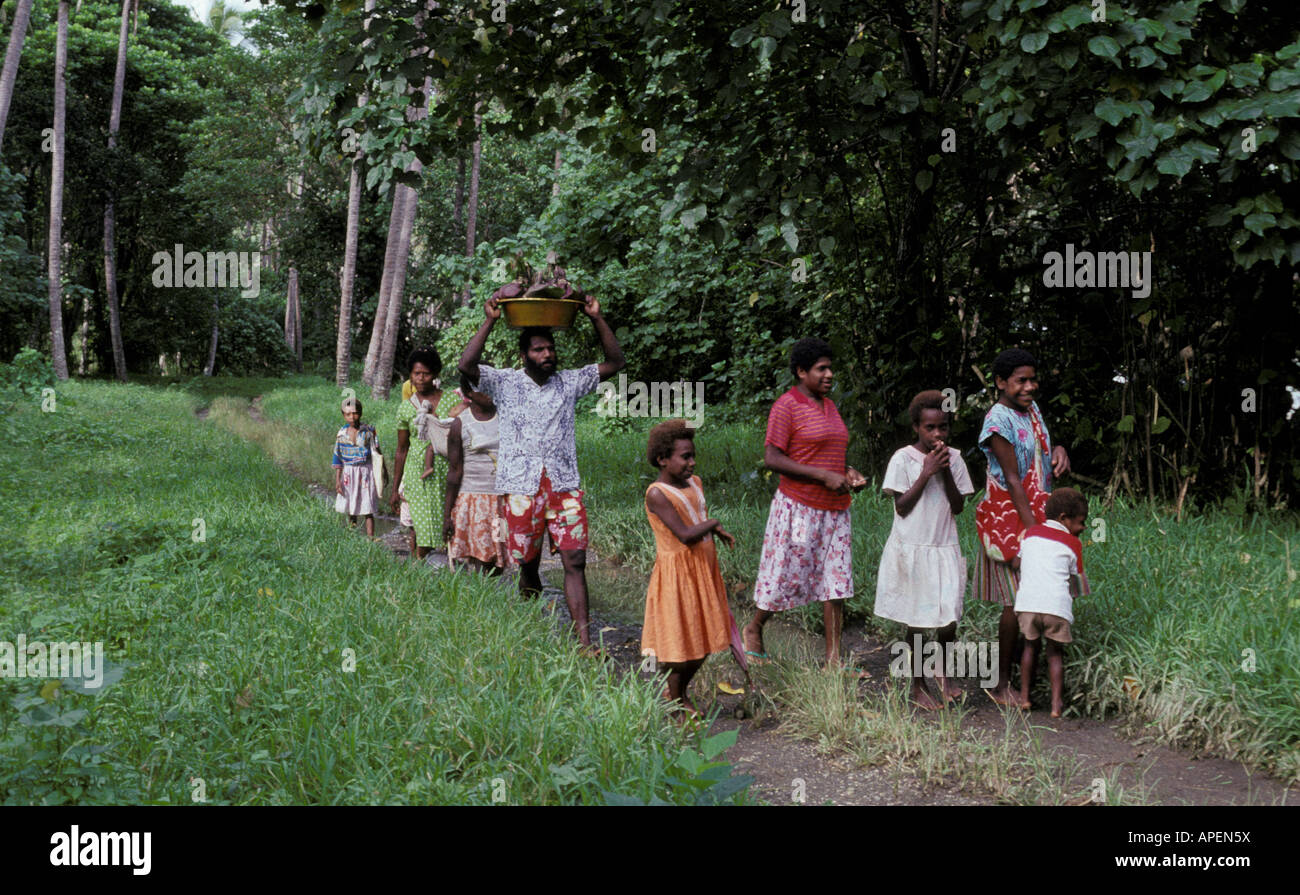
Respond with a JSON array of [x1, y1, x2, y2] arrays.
[[874, 446, 974, 628]]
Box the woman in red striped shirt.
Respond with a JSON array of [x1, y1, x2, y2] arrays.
[[742, 338, 867, 668]]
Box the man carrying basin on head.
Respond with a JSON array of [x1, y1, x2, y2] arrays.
[[458, 289, 625, 651]]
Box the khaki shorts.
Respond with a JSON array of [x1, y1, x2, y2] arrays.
[[1017, 611, 1072, 644]]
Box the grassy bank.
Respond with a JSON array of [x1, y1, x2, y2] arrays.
[[171, 374, 1299, 786], [574, 412, 1300, 786], [1, 379, 746, 805]]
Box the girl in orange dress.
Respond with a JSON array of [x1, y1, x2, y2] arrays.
[[642, 419, 736, 719]]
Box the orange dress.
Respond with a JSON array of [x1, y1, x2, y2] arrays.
[[641, 476, 732, 664]]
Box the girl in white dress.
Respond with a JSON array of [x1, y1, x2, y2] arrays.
[[875, 390, 974, 710]]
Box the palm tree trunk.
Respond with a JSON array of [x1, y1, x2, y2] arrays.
[[461, 107, 481, 305], [335, 157, 362, 387], [335, 0, 376, 389], [0, 0, 33, 153], [372, 186, 419, 401], [552, 147, 562, 198], [292, 269, 302, 372], [454, 156, 465, 230], [362, 185, 408, 385], [46, 0, 69, 380], [102, 0, 130, 382], [203, 294, 218, 376], [371, 74, 433, 401]]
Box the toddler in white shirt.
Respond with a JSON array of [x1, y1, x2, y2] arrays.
[[1014, 487, 1089, 717]]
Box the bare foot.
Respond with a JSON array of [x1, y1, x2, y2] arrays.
[[912, 683, 942, 711], [1050, 700, 1064, 718], [1018, 691, 1034, 710], [985, 684, 1023, 708], [936, 675, 963, 703]]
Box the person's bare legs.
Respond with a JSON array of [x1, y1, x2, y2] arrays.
[[407, 527, 416, 561], [1018, 637, 1039, 710], [933, 621, 962, 702], [988, 605, 1021, 705], [906, 626, 941, 710], [559, 548, 590, 647], [664, 658, 705, 718], [518, 555, 542, 599], [742, 608, 774, 657], [363, 514, 375, 537], [1045, 640, 1066, 717], [823, 599, 844, 665]]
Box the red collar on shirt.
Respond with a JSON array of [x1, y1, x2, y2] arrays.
[[787, 386, 834, 413], [1025, 524, 1084, 574]]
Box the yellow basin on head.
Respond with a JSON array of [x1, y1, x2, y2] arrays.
[[498, 297, 585, 329]]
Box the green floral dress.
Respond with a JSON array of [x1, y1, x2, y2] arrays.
[[396, 390, 461, 548]]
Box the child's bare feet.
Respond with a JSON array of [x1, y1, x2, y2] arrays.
[[1018, 690, 1033, 710], [936, 674, 963, 703], [741, 623, 769, 664], [1050, 699, 1064, 718], [911, 681, 942, 711], [985, 683, 1023, 708]]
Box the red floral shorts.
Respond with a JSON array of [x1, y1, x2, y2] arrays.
[[504, 470, 588, 564]]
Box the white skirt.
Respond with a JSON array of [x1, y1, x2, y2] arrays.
[[335, 463, 378, 516], [874, 537, 967, 628]]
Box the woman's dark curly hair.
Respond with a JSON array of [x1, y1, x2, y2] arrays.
[[646, 419, 696, 469], [407, 346, 443, 376], [992, 348, 1037, 383], [790, 337, 832, 377]]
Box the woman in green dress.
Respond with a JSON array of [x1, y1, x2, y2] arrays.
[[391, 347, 465, 560]]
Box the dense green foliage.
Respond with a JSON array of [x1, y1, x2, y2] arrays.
[[5, 0, 1297, 498]]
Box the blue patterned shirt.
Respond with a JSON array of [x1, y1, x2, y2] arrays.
[[471, 364, 600, 494], [332, 424, 378, 467], [979, 402, 1053, 491]]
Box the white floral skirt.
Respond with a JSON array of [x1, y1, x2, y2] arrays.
[[335, 464, 377, 516], [752, 492, 854, 612]]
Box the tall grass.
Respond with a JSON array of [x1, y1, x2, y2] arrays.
[[571, 410, 1300, 785], [229, 376, 1299, 785], [0, 380, 725, 804]]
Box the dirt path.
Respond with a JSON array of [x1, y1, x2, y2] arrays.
[[208, 396, 1296, 806]]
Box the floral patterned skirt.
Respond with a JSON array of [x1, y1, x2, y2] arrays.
[[449, 493, 510, 567], [752, 491, 853, 612]]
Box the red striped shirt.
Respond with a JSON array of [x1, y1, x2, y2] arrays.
[[765, 387, 850, 511]]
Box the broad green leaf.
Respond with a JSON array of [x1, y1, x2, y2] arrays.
[[1151, 417, 1171, 435], [680, 203, 707, 229], [1242, 212, 1276, 236], [1266, 69, 1300, 91], [1020, 32, 1048, 53], [1094, 97, 1133, 126], [729, 26, 754, 47], [1087, 36, 1120, 58], [781, 219, 799, 251], [1128, 46, 1159, 68]]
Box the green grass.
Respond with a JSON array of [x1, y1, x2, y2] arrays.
[[0, 379, 752, 805], [570, 411, 1300, 787], [119, 373, 1300, 790], [245, 374, 1300, 780]]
